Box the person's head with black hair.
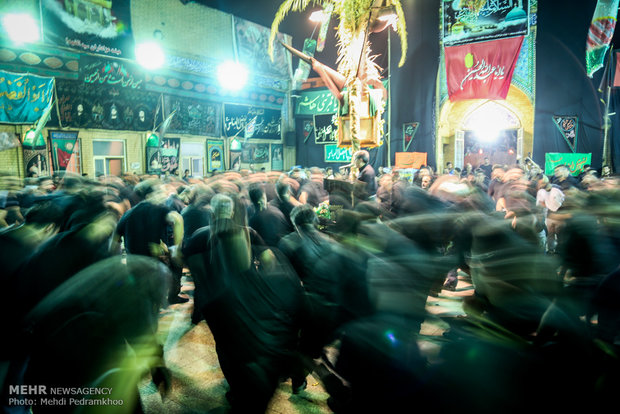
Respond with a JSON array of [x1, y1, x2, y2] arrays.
[[354, 150, 370, 165], [248, 182, 267, 210], [276, 179, 290, 201], [290, 204, 318, 234], [133, 178, 160, 201]]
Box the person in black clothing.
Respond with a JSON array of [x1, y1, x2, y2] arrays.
[[479, 157, 493, 180], [180, 189, 213, 249], [16, 256, 172, 414], [248, 182, 292, 247], [183, 193, 303, 413], [551, 164, 580, 191], [113, 179, 187, 304], [269, 178, 298, 229], [353, 150, 377, 200]]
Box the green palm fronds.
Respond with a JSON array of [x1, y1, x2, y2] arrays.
[[269, 0, 321, 59], [269, 0, 408, 69], [392, 0, 408, 67]]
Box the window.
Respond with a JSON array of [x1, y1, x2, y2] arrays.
[[93, 139, 125, 177], [181, 142, 204, 178]]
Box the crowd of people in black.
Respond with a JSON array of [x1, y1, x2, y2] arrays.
[[1, 151, 620, 413]]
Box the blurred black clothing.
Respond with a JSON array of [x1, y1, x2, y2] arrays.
[[181, 204, 210, 247], [249, 206, 292, 247], [116, 201, 173, 256], [269, 197, 295, 228], [357, 163, 377, 199]]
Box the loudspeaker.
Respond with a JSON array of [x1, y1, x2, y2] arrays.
[[285, 131, 296, 146]]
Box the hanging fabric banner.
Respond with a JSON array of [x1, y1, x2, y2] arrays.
[[234, 16, 292, 78], [303, 119, 314, 143], [586, 0, 619, 78], [224, 104, 281, 140], [50, 130, 79, 170], [403, 122, 419, 151], [552, 116, 578, 153], [314, 113, 338, 144], [324, 145, 352, 163], [545, 153, 592, 176], [0, 71, 55, 124], [445, 36, 524, 101], [41, 0, 134, 58], [293, 38, 317, 90], [316, 3, 334, 52]]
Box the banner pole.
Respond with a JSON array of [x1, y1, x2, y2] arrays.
[[603, 47, 613, 170]]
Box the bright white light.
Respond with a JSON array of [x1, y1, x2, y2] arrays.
[[465, 102, 518, 143], [309, 11, 328, 23], [2, 13, 40, 44], [135, 42, 165, 70], [217, 61, 248, 91], [476, 123, 501, 142]]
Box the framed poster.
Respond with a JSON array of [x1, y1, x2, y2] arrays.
[[50, 130, 79, 171], [23, 149, 49, 177], [241, 143, 269, 163], [146, 147, 161, 175], [160, 137, 180, 175], [271, 143, 283, 171], [207, 140, 224, 172], [229, 151, 241, 171]]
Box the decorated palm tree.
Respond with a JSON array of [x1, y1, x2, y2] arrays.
[[269, 0, 408, 165]]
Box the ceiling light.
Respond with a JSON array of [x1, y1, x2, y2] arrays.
[[135, 41, 165, 70], [2, 13, 40, 44], [217, 61, 248, 91]]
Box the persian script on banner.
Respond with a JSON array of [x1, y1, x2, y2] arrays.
[[0, 71, 55, 124], [445, 36, 524, 101]]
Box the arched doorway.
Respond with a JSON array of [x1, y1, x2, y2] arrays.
[[437, 84, 534, 172], [457, 101, 522, 169]]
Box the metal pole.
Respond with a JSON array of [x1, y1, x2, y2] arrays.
[[603, 83, 612, 168], [603, 47, 613, 170], [387, 28, 391, 168]]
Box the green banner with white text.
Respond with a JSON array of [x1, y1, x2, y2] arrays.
[[544, 152, 592, 176]]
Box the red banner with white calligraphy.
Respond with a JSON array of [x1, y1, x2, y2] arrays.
[[445, 37, 524, 102]]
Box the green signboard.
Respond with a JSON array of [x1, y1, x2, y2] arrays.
[[296, 90, 339, 115], [324, 145, 352, 163], [544, 152, 591, 176], [296, 80, 388, 116]]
